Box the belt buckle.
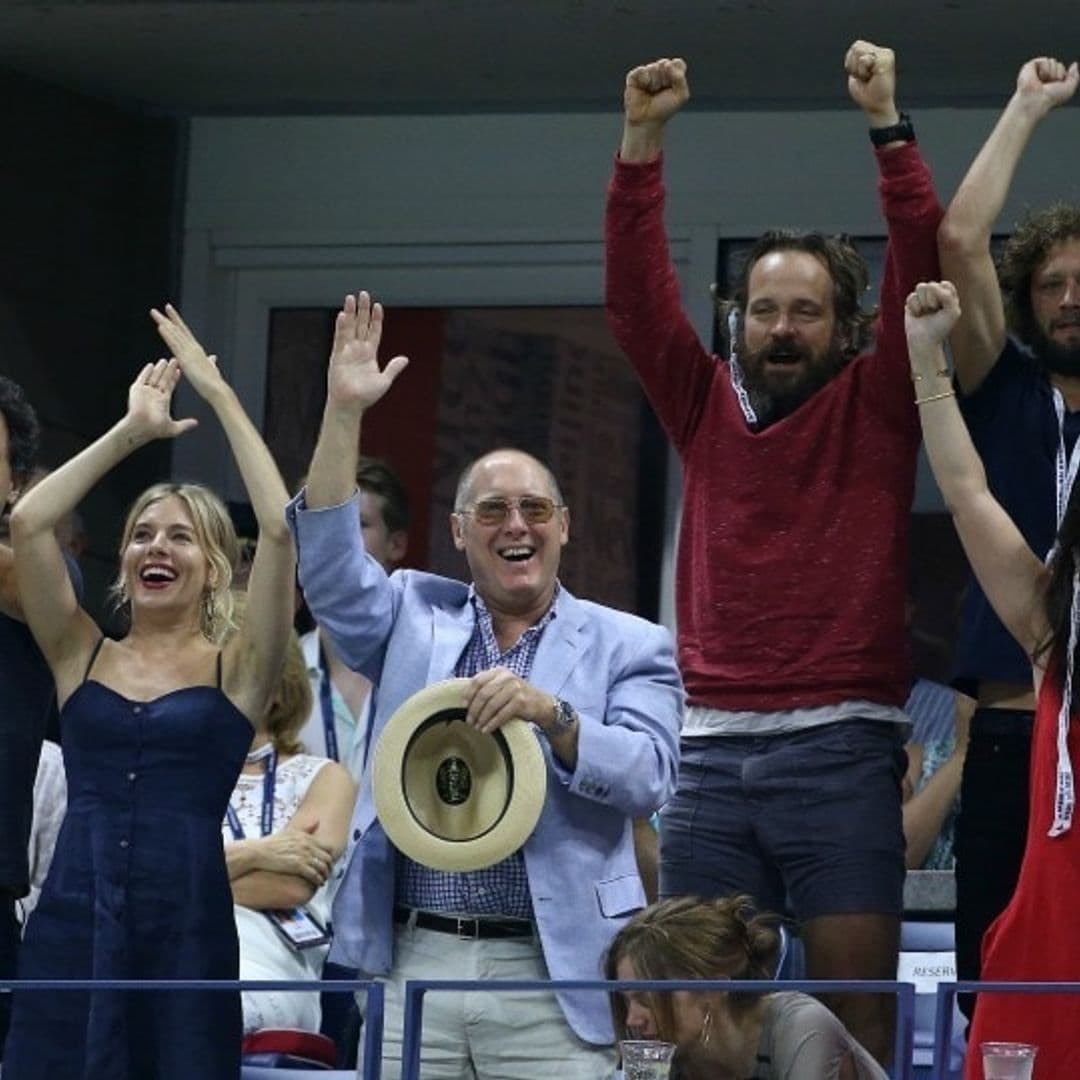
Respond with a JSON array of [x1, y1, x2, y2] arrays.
[[455, 917, 480, 940]]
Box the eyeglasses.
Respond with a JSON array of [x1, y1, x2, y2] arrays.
[[456, 496, 563, 526]]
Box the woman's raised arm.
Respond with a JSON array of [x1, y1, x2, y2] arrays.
[[151, 305, 294, 728], [10, 359, 196, 695], [906, 282, 1047, 658]]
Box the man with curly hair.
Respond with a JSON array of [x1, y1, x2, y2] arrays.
[[605, 41, 943, 1067], [937, 54, 1080, 1023]]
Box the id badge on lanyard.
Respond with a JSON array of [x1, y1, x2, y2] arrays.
[[265, 906, 330, 950]]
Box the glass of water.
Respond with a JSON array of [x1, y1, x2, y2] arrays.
[[980, 1041, 1037, 1080], [620, 1040, 677, 1080]]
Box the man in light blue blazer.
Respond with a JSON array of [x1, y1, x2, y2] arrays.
[[288, 291, 683, 1079]]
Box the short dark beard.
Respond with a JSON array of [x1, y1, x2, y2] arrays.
[[737, 338, 850, 427], [1029, 325, 1080, 378]]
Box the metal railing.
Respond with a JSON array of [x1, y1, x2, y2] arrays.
[[400, 978, 916, 1080], [930, 980, 1080, 1080], [0, 977, 384, 1079], [7, 974, 1077, 1077]]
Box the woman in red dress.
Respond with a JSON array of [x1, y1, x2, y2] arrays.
[[906, 279, 1080, 1078]]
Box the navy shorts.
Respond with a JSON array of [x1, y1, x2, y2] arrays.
[[659, 720, 906, 920]]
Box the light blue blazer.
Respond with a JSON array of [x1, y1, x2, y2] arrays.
[[288, 492, 683, 1044]]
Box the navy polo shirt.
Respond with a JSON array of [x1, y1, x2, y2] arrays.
[[953, 338, 1080, 689]]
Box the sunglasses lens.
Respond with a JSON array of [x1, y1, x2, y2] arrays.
[[520, 497, 554, 523], [469, 497, 557, 524], [473, 499, 507, 525]]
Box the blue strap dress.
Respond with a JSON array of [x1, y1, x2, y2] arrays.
[[3, 641, 252, 1079]]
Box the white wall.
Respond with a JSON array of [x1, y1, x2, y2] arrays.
[[184, 107, 1079, 239], [179, 106, 1080, 622]]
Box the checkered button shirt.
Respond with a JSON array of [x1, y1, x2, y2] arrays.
[[396, 585, 559, 918]]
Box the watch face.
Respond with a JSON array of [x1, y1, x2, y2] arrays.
[[555, 699, 576, 731]]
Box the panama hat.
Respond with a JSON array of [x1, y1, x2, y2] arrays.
[[372, 677, 548, 872]]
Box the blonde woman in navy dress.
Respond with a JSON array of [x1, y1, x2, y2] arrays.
[[3, 306, 295, 1079]]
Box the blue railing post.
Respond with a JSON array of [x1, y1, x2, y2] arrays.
[[362, 979, 385, 1080], [930, 981, 957, 1080], [400, 981, 426, 1080], [895, 980, 916, 1080]]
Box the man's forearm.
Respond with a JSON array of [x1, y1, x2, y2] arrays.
[[619, 122, 664, 163], [305, 403, 363, 509], [873, 142, 944, 381], [940, 93, 1046, 246]]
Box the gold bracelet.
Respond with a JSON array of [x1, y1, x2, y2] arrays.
[[914, 389, 955, 405], [911, 367, 951, 382]]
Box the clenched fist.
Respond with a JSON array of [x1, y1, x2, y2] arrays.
[[1014, 56, 1079, 119], [845, 40, 899, 126], [905, 281, 961, 353], [620, 57, 689, 163], [624, 57, 690, 127]]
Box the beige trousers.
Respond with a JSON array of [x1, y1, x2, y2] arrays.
[[356, 923, 616, 1079]]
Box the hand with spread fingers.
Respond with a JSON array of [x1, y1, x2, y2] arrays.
[[123, 357, 198, 445], [303, 289, 410, 510], [845, 39, 899, 126], [326, 291, 410, 413]]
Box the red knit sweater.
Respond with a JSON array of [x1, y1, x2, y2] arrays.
[[606, 143, 942, 711]]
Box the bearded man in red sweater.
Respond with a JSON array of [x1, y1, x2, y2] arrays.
[[605, 41, 943, 1067]]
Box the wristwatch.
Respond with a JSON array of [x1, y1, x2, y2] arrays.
[[551, 697, 578, 734], [869, 111, 915, 147]]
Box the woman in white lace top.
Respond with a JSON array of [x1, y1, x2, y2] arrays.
[[222, 630, 356, 1033]]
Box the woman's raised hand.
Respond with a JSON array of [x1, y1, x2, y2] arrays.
[[150, 303, 226, 401], [125, 358, 198, 442], [905, 280, 961, 355]]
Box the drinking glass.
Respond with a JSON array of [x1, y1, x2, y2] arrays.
[[620, 1039, 676, 1080], [980, 1041, 1037, 1080]]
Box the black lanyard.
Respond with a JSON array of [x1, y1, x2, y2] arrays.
[[318, 640, 340, 762]]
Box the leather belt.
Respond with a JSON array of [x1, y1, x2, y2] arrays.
[[393, 906, 533, 940]]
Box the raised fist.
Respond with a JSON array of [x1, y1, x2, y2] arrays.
[[623, 57, 690, 129], [845, 40, 898, 124], [905, 281, 961, 351], [1016, 56, 1079, 115]]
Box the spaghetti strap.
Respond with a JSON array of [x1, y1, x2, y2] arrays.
[[215, 650, 223, 689], [83, 636, 107, 683]]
